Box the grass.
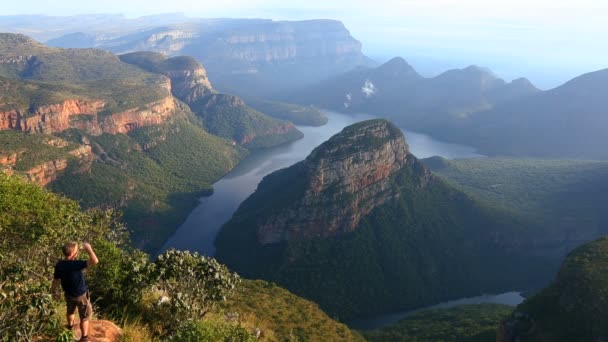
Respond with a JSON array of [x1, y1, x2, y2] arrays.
[[220, 279, 364, 342]]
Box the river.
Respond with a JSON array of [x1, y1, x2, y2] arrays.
[[160, 111, 482, 255], [347, 291, 524, 330]]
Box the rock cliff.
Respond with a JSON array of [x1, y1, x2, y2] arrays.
[[0, 96, 178, 135], [50, 19, 373, 97], [119, 51, 303, 147], [257, 119, 426, 243]]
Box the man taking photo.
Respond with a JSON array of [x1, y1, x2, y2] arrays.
[[51, 242, 99, 342]]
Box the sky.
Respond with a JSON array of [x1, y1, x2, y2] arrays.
[[2, 0, 608, 88]]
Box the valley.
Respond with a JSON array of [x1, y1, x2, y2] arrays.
[[1, 9, 608, 341], [162, 110, 482, 255]]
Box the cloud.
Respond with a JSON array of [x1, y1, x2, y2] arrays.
[[361, 80, 376, 97]]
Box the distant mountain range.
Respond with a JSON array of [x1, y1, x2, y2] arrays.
[[40, 18, 374, 98], [294, 56, 608, 159]]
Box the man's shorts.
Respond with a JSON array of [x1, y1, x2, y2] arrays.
[[65, 291, 93, 320]]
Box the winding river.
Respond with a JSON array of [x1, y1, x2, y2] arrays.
[[160, 111, 482, 255]]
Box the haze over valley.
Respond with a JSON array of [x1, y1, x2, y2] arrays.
[[1, 3, 608, 341]]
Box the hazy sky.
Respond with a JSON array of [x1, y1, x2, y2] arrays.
[[3, 0, 607, 88]]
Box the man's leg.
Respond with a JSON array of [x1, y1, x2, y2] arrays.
[[66, 297, 77, 329], [80, 319, 89, 339], [77, 292, 93, 341], [67, 313, 75, 328]]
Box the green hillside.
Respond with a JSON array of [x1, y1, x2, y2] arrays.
[[50, 112, 245, 252], [427, 157, 608, 256], [245, 98, 328, 126], [500, 236, 608, 341], [0, 174, 363, 341]]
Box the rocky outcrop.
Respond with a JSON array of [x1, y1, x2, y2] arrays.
[[165, 64, 214, 103], [257, 119, 429, 244], [0, 96, 178, 135], [70, 319, 122, 342], [217, 20, 363, 64], [0, 100, 105, 133], [1, 141, 93, 186], [23, 145, 93, 186], [99, 96, 178, 134]]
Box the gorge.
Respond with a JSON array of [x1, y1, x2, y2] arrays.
[[160, 111, 482, 255]]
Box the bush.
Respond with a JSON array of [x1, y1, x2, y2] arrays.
[[147, 250, 240, 333], [169, 320, 256, 342]]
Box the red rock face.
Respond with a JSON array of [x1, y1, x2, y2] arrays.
[[0, 96, 178, 135], [99, 97, 178, 134], [1, 144, 94, 187], [0, 100, 105, 133]]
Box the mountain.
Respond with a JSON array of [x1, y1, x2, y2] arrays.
[[498, 236, 608, 341], [462, 68, 608, 159], [0, 34, 298, 251], [215, 119, 553, 320], [46, 18, 374, 98], [293, 58, 539, 132], [119, 51, 303, 147]]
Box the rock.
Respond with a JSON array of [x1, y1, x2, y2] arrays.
[[71, 320, 122, 342], [257, 119, 429, 243], [0, 96, 179, 136]]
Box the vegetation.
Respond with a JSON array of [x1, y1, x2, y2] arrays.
[[364, 304, 513, 342], [502, 236, 608, 342], [0, 130, 79, 171], [427, 157, 608, 239], [245, 98, 328, 126], [50, 115, 245, 252], [0, 174, 362, 341], [0, 34, 169, 114], [221, 280, 364, 341], [192, 95, 304, 148]]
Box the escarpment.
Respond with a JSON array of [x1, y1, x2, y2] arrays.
[[0, 96, 178, 135]]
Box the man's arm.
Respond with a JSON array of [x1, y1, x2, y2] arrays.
[[82, 243, 99, 267]]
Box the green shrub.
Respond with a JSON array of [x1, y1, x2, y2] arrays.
[[169, 321, 256, 342], [148, 250, 240, 332]]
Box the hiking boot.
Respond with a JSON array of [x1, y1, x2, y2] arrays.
[[79, 335, 90, 342]]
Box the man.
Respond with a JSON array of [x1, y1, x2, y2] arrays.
[[51, 242, 99, 342]]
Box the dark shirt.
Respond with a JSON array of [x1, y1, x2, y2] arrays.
[[54, 260, 88, 297]]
